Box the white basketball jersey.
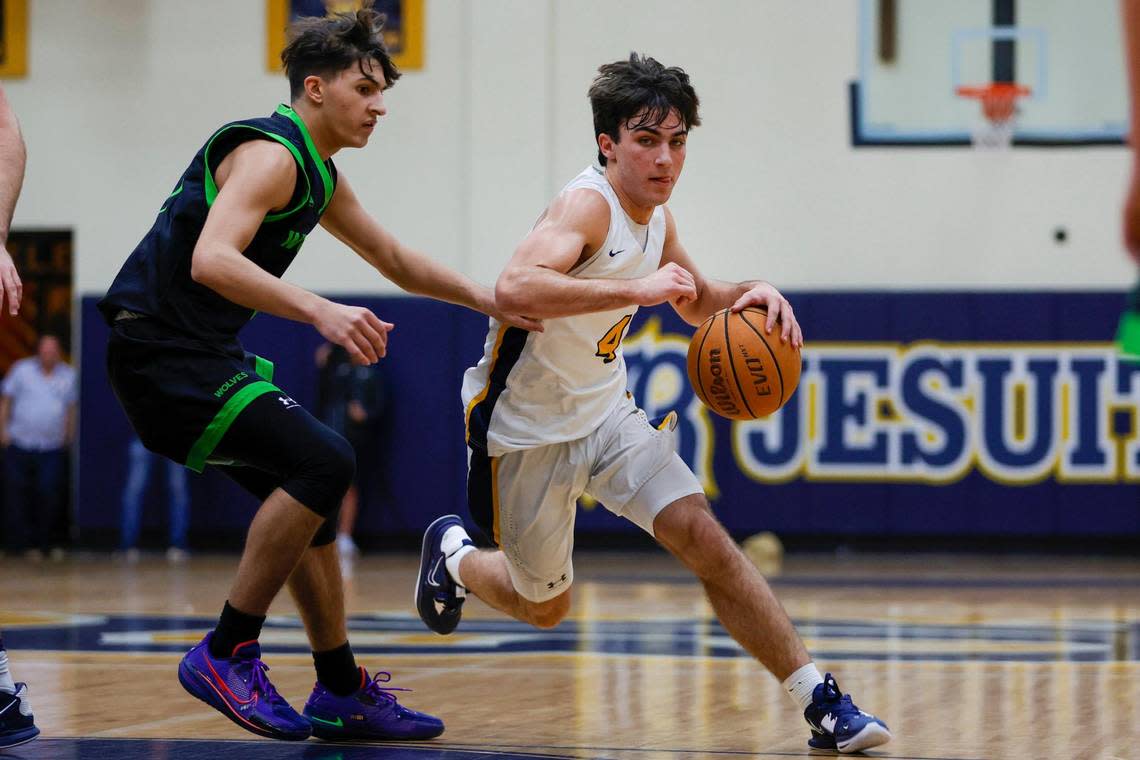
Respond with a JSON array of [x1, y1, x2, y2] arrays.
[[462, 165, 666, 456]]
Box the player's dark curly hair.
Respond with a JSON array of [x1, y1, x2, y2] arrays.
[[281, 2, 401, 100], [588, 53, 701, 166]]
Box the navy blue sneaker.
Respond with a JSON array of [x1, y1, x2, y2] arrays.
[[803, 673, 891, 753], [0, 683, 39, 749], [415, 515, 470, 635], [177, 632, 311, 741], [304, 667, 444, 740]]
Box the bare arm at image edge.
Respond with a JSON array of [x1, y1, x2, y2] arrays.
[[1122, 0, 1140, 261], [0, 85, 26, 314]]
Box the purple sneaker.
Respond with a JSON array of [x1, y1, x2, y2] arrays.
[[303, 667, 444, 741], [177, 632, 311, 741]]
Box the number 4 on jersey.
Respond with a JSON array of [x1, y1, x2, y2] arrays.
[[596, 314, 633, 364]]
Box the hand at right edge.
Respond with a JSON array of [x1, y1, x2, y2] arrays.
[[0, 246, 21, 315]]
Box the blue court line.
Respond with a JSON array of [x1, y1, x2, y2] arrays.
[[5, 613, 1137, 663]]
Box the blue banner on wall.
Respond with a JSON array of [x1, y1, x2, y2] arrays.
[[78, 291, 1140, 542]]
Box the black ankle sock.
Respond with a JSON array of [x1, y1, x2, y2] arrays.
[[210, 601, 266, 658], [313, 642, 360, 697]]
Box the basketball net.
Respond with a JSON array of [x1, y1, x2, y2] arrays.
[[956, 84, 1030, 150]]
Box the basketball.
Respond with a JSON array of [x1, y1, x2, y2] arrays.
[[686, 307, 801, 420], [742, 531, 785, 575]]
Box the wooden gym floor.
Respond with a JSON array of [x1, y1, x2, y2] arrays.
[[1, 550, 1137, 759]]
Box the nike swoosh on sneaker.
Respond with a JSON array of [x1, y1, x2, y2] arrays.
[[427, 555, 444, 587], [821, 714, 837, 732], [202, 659, 255, 706], [309, 715, 344, 728]]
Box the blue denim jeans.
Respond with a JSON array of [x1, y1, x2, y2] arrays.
[[3, 445, 67, 553], [119, 438, 189, 550]]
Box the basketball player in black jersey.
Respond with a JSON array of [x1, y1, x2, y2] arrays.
[[99, 6, 538, 742]]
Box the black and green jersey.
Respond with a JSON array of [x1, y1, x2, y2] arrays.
[[98, 104, 338, 341]]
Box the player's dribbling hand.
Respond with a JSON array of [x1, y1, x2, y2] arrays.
[[0, 247, 22, 316], [731, 281, 803, 348], [637, 262, 697, 307], [1124, 166, 1140, 264], [313, 300, 393, 365]]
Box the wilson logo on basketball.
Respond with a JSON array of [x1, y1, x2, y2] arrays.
[[706, 347, 741, 418]]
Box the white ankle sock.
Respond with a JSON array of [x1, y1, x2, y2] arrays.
[[445, 545, 475, 588], [440, 525, 469, 555], [441, 525, 475, 587], [782, 662, 823, 711], [0, 650, 15, 694]]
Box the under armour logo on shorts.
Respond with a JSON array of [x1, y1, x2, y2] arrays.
[[546, 573, 568, 590]]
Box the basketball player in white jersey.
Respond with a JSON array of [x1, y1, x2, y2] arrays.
[[416, 54, 890, 753]]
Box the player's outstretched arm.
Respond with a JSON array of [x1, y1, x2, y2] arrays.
[[1123, 0, 1140, 261], [191, 140, 392, 365], [661, 208, 802, 347], [319, 175, 541, 332], [495, 189, 696, 319], [0, 85, 26, 315]]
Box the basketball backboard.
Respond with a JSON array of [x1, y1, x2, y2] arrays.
[[851, 0, 1128, 146]]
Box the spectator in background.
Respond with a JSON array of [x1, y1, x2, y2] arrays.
[[119, 435, 191, 563], [315, 341, 385, 562], [1, 334, 76, 561]]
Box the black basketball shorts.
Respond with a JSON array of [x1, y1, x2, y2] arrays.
[[106, 318, 283, 473]]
